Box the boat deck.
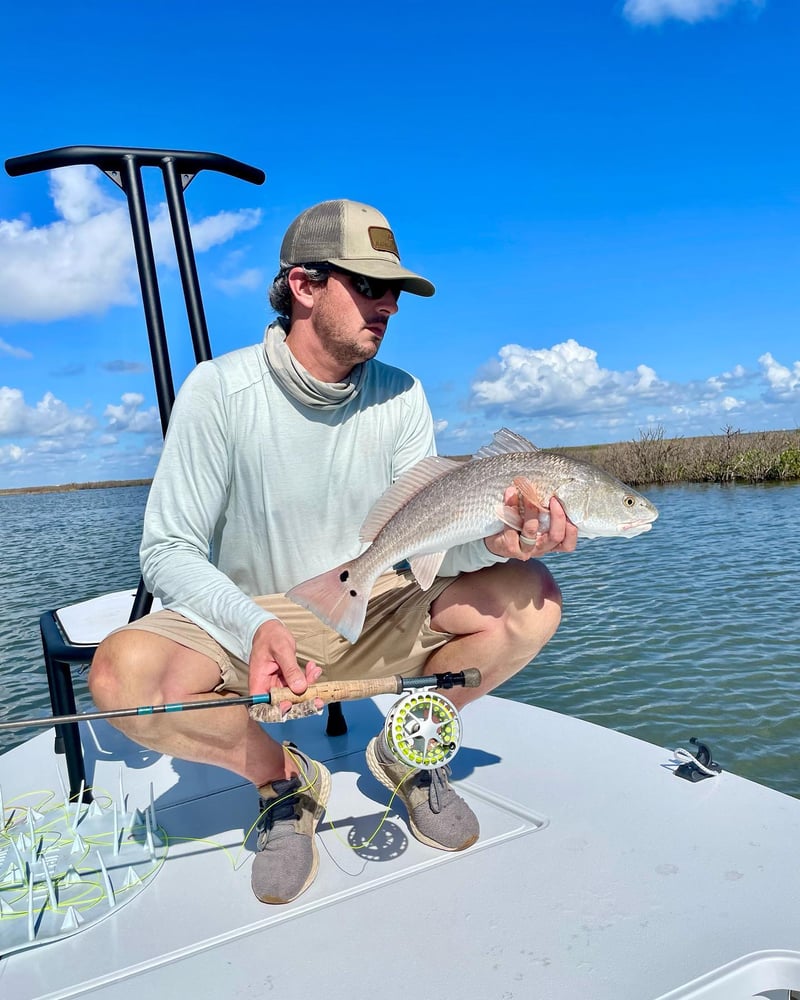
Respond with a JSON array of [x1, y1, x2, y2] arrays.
[[2, 694, 800, 999]]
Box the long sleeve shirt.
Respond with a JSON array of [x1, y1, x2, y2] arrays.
[[140, 336, 500, 662]]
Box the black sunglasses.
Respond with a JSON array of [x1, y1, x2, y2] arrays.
[[305, 263, 403, 300]]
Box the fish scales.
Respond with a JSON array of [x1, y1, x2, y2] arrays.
[[286, 429, 658, 643], [356, 454, 551, 577]]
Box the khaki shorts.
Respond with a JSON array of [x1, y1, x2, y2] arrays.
[[116, 569, 456, 696]]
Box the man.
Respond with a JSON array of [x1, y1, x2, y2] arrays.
[[89, 199, 576, 905]]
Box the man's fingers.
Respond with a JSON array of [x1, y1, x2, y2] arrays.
[[515, 496, 577, 557], [305, 660, 323, 685]]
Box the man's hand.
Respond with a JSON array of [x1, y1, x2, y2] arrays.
[[249, 619, 323, 716], [485, 490, 578, 561]]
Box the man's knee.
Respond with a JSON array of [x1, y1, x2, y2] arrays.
[[88, 631, 133, 706], [495, 558, 562, 611], [89, 629, 171, 707], [494, 560, 563, 646], [433, 560, 562, 646]]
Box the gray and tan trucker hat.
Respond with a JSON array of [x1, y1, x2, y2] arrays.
[[280, 199, 435, 297]]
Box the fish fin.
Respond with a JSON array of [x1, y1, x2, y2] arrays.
[[512, 476, 549, 511], [473, 428, 538, 460], [495, 503, 524, 530], [409, 551, 447, 591], [286, 562, 372, 644], [360, 456, 461, 543]]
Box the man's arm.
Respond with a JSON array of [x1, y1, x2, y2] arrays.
[[140, 362, 275, 663]]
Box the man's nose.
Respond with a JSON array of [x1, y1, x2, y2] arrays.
[[376, 289, 400, 315]]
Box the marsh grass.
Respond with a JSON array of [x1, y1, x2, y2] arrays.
[[4, 429, 799, 496], [561, 426, 800, 486]]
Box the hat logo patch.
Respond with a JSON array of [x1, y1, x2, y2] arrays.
[[369, 226, 399, 256]]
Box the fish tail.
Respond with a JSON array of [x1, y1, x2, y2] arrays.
[[286, 561, 372, 644]]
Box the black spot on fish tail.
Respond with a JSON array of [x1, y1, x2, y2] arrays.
[[340, 570, 350, 582], [349, 590, 357, 597]]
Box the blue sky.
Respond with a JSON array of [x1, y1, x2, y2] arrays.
[[1, 0, 798, 487]]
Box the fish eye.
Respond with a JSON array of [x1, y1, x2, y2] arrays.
[[623, 495, 635, 507]]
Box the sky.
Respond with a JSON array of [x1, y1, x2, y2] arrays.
[[1, 0, 798, 488]]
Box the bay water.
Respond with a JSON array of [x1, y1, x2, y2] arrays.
[[1, 482, 798, 797]]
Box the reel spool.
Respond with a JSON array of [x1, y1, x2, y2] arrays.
[[384, 690, 462, 770]]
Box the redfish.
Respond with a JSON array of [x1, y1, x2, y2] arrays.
[[286, 428, 658, 643]]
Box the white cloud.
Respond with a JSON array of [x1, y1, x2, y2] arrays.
[[759, 352, 800, 400], [103, 392, 161, 434], [50, 163, 122, 223], [622, 0, 764, 25], [215, 267, 264, 295], [0, 169, 136, 321], [457, 340, 799, 449], [184, 211, 262, 253], [0, 386, 165, 485], [0, 386, 160, 446], [0, 443, 24, 464], [0, 166, 263, 323], [0, 337, 32, 359], [0, 386, 95, 437], [470, 340, 668, 418]]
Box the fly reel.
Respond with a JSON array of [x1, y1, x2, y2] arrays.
[[384, 690, 462, 770]]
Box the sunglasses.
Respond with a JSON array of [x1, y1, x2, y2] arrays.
[[306, 263, 403, 300]]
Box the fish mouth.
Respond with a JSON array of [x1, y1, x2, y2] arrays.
[[621, 519, 656, 535]]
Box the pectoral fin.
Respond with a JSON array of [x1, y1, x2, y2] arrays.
[[513, 476, 549, 511], [409, 551, 447, 591], [495, 503, 524, 530]]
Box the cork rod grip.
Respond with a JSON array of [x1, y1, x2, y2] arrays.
[[267, 675, 404, 707]]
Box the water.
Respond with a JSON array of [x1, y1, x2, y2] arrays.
[[500, 481, 800, 797], [0, 486, 147, 745], [1, 482, 798, 797]]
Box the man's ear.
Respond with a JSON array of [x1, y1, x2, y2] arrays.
[[287, 266, 317, 310]]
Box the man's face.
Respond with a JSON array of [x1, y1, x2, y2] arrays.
[[310, 270, 400, 369]]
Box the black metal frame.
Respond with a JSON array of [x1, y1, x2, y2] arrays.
[[5, 146, 265, 799]]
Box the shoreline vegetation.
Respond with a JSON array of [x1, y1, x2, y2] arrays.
[[564, 426, 800, 487], [0, 478, 152, 497], [1, 428, 798, 497]]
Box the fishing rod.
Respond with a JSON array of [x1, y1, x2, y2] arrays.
[[0, 669, 481, 733]]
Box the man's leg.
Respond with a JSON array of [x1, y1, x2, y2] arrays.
[[89, 629, 290, 784], [426, 558, 563, 708], [89, 628, 331, 905], [366, 559, 561, 852]]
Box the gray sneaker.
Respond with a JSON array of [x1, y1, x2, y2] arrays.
[[251, 744, 332, 904], [366, 733, 479, 852]]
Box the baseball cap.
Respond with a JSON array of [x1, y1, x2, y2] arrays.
[[279, 199, 435, 297]]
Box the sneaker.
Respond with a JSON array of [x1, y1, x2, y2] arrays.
[[366, 732, 479, 852], [251, 743, 332, 904]]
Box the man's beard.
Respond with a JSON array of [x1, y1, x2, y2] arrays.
[[314, 303, 384, 371], [325, 333, 380, 368]]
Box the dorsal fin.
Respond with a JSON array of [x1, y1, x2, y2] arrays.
[[360, 456, 461, 542], [473, 427, 538, 460]]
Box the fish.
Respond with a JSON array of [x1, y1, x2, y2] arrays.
[[286, 428, 659, 644]]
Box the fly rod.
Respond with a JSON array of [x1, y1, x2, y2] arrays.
[[0, 669, 482, 733]]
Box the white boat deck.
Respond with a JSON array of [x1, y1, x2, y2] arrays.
[[2, 694, 800, 1000]]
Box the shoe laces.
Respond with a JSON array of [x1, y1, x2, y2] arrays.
[[416, 764, 452, 815], [257, 776, 301, 836]]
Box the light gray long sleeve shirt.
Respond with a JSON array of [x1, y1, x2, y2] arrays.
[[140, 335, 501, 662]]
